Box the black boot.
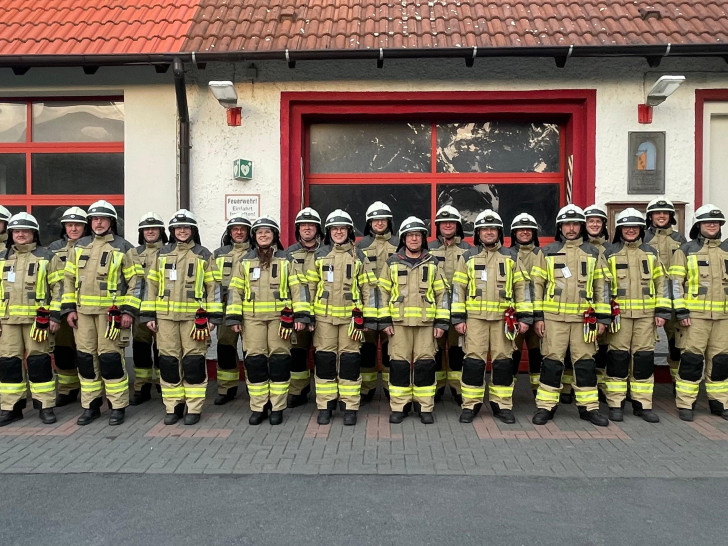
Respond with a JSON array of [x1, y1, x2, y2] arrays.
[[472, 402, 483, 416], [130, 383, 152, 406], [184, 413, 201, 425], [389, 411, 406, 424], [317, 408, 332, 425], [678, 408, 694, 421], [108, 408, 125, 426], [708, 400, 728, 420], [359, 390, 376, 406], [343, 410, 358, 426], [403, 402, 413, 416], [249, 404, 269, 425], [76, 408, 100, 426], [39, 408, 57, 424], [56, 388, 79, 407], [560, 391, 574, 404], [608, 407, 624, 422], [269, 410, 283, 425], [579, 407, 609, 427], [532, 408, 553, 425], [214, 386, 238, 406], [639, 409, 660, 423], [434, 387, 445, 403], [288, 385, 311, 408], [420, 412, 434, 424], [450, 386, 463, 406], [496, 409, 516, 424], [459, 409, 475, 423], [164, 403, 185, 425], [0, 407, 23, 427]]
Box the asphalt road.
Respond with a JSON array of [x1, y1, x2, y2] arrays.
[[0, 474, 712, 545]]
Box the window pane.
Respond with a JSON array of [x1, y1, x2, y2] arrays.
[[437, 183, 560, 237], [309, 123, 431, 173], [309, 184, 431, 237], [0, 103, 27, 142], [31, 153, 123, 194], [32, 101, 124, 142], [0, 154, 26, 194], [436, 122, 560, 173], [32, 205, 125, 243]]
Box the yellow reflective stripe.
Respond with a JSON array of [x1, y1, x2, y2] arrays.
[[465, 301, 511, 312], [162, 386, 185, 398], [315, 383, 338, 395], [184, 386, 207, 398], [504, 258, 513, 301], [604, 380, 628, 393], [686, 255, 699, 298], [107, 251, 123, 297], [158, 256, 167, 300], [675, 380, 699, 395], [360, 372, 377, 382], [413, 385, 436, 396], [269, 382, 290, 395], [247, 383, 270, 396], [467, 259, 476, 298], [57, 373, 79, 385], [529, 373, 540, 386], [585, 256, 595, 300], [0, 383, 27, 394], [381, 372, 390, 382], [561, 374, 573, 384], [194, 258, 206, 301], [452, 271, 468, 285], [134, 368, 153, 380], [214, 256, 225, 283], [388, 385, 412, 396], [389, 263, 400, 306], [461, 385, 485, 398], [279, 260, 290, 300], [338, 384, 361, 396], [575, 389, 598, 404], [80, 378, 103, 392], [34, 259, 48, 301], [447, 371, 462, 381], [351, 260, 361, 303], [629, 382, 654, 393], [29, 380, 56, 394], [216, 370, 240, 381], [705, 382, 728, 393], [104, 378, 129, 394], [435, 371, 447, 381], [536, 389, 559, 403], [530, 265, 548, 280], [290, 370, 311, 380], [0, 259, 5, 304], [489, 384, 514, 397]]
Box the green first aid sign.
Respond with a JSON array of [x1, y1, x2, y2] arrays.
[[233, 159, 253, 180]]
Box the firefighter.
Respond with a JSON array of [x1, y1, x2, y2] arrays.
[[307, 210, 376, 426], [429, 205, 472, 404], [129, 212, 168, 406], [227, 217, 307, 426], [141, 209, 221, 425], [452, 210, 531, 424], [0, 213, 59, 426], [379, 217, 450, 424], [603, 208, 671, 423], [644, 198, 687, 386], [670, 204, 728, 421], [579, 204, 611, 403], [531, 204, 611, 427], [356, 201, 399, 401], [285, 207, 323, 407], [0, 204, 10, 245], [61, 200, 141, 426], [212, 216, 252, 405], [509, 213, 543, 396], [47, 207, 89, 406]]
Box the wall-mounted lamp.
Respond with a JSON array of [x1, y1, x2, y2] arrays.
[[638, 75, 686, 124], [208, 80, 241, 126]]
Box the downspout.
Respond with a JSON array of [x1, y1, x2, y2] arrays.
[[172, 57, 190, 209]]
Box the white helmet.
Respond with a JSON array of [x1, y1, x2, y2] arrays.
[[168, 209, 198, 228], [474, 209, 503, 230], [397, 216, 428, 250], [510, 213, 538, 231], [584, 204, 608, 221], [226, 216, 253, 229], [87, 200, 118, 220], [325, 209, 354, 230], [61, 207, 88, 224], [646, 198, 676, 214], [138, 212, 165, 230], [0, 204, 12, 223], [365, 201, 392, 221], [251, 216, 281, 234], [615, 208, 645, 228], [690, 204, 726, 239], [555, 204, 586, 225], [7, 212, 39, 232], [295, 207, 322, 225], [435, 205, 462, 224]]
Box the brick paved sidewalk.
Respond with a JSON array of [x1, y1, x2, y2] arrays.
[[1, 379, 727, 477]]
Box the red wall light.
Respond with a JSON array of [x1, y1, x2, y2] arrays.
[[638, 104, 653, 124], [227, 107, 242, 126]]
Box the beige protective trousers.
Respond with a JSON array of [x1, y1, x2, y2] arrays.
[[242, 319, 291, 412], [604, 317, 657, 409], [675, 318, 728, 410], [0, 323, 55, 410], [215, 324, 242, 395], [53, 321, 80, 395], [387, 326, 437, 413], [313, 323, 362, 411]]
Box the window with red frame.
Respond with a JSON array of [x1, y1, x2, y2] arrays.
[[0, 99, 124, 243], [306, 119, 564, 238]]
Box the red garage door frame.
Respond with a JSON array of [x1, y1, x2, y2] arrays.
[[280, 90, 596, 246], [694, 89, 728, 208]]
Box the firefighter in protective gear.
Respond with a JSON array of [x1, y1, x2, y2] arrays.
[[644, 198, 687, 385], [307, 210, 376, 426], [429, 205, 472, 404], [285, 207, 323, 407], [379, 217, 450, 424], [580, 204, 610, 403], [142, 209, 221, 426], [0, 213, 60, 426], [212, 216, 252, 405], [0, 204, 10, 245], [62, 200, 141, 426], [227, 217, 307, 426], [509, 213, 543, 396], [357, 201, 399, 401], [531, 204, 611, 427], [129, 212, 168, 406], [47, 207, 89, 406], [603, 208, 671, 423], [670, 204, 728, 422], [452, 210, 531, 424]]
